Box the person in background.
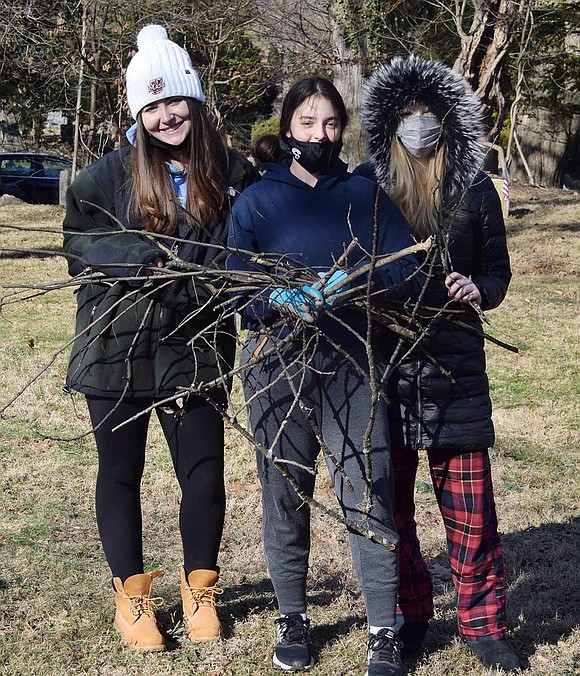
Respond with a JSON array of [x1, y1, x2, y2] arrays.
[[358, 55, 521, 672], [228, 76, 421, 675], [250, 133, 288, 172], [62, 24, 258, 651]]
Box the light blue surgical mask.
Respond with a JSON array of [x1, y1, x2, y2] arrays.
[[396, 115, 442, 158]]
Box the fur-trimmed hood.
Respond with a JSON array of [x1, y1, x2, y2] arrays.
[[361, 55, 487, 200]]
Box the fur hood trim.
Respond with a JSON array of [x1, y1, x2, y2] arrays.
[[361, 55, 487, 199]]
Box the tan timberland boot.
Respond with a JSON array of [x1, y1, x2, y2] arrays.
[[180, 567, 223, 642], [113, 570, 166, 652]]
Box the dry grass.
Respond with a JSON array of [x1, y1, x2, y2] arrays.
[[0, 185, 579, 675]]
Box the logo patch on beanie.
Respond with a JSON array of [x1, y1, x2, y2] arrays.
[[148, 77, 166, 95]]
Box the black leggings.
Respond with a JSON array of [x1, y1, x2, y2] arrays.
[[86, 395, 225, 581]]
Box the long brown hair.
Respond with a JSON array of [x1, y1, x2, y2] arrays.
[[129, 98, 228, 234], [390, 138, 445, 240]]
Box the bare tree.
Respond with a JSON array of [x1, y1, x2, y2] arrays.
[[0, 0, 277, 161], [447, 0, 534, 139], [505, 0, 535, 180]]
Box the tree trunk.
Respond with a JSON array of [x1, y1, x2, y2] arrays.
[[452, 0, 521, 140], [72, 1, 87, 179], [331, 0, 367, 168]]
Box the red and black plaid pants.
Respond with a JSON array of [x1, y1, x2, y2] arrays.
[[392, 446, 507, 640]]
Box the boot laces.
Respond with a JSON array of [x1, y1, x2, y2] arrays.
[[124, 593, 164, 618], [187, 584, 223, 608], [368, 628, 401, 663]]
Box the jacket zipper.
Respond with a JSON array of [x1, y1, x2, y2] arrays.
[[86, 304, 97, 336]]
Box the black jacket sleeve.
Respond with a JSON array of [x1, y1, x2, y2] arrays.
[[62, 155, 165, 278], [468, 174, 512, 310]]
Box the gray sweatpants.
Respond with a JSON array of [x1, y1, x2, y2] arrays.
[[242, 333, 399, 626]]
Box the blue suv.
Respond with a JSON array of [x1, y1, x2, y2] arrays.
[[0, 152, 73, 204]]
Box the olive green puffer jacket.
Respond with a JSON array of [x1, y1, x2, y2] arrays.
[[63, 146, 259, 398]]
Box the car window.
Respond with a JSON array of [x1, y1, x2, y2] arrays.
[[43, 158, 69, 178], [1, 158, 34, 177], [0, 154, 72, 182]]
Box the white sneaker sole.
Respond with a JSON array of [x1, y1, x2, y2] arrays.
[[273, 653, 314, 671]]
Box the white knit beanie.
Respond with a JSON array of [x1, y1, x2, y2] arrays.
[[126, 24, 205, 119]]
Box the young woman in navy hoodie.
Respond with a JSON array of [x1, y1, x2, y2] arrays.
[[228, 77, 420, 675]]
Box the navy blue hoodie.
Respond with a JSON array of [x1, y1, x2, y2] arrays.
[[227, 158, 419, 343]]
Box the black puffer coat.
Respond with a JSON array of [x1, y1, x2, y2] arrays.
[[63, 146, 259, 398], [360, 56, 511, 451]]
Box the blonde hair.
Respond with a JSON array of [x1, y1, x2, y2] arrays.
[[129, 99, 228, 235], [390, 137, 445, 240]]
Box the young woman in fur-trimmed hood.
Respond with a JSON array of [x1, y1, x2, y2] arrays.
[[358, 56, 522, 672]]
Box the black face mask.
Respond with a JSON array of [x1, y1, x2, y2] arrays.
[[280, 136, 342, 174], [148, 134, 190, 154]]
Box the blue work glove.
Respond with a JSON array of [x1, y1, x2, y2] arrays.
[[269, 285, 324, 323], [318, 269, 351, 307]]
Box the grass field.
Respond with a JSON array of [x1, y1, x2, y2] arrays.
[[0, 185, 579, 675]]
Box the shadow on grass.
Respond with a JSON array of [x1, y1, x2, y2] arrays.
[[156, 577, 277, 648], [0, 246, 62, 260], [413, 517, 580, 665], [506, 191, 580, 235], [155, 518, 579, 657], [510, 207, 534, 220], [507, 219, 580, 236], [222, 576, 277, 628], [502, 517, 580, 650]]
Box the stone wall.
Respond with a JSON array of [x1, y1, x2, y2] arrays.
[[512, 107, 580, 188]]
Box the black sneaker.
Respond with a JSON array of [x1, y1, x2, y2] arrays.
[[367, 628, 404, 676], [273, 613, 314, 671]]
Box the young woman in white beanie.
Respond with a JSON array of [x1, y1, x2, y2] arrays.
[[62, 24, 258, 651]]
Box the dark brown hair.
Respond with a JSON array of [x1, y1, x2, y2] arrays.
[[250, 134, 287, 165], [279, 77, 349, 139], [130, 98, 228, 234]]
